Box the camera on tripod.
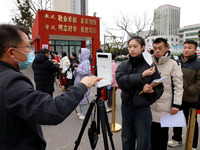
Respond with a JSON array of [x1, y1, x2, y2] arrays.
[[95, 53, 112, 88], [74, 53, 115, 150]]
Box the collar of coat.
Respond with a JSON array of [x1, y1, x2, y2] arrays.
[[0, 60, 20, 72], [152, 50, 171, 65], [179, 53, 197, 63]]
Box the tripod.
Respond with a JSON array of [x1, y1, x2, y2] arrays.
[[74, 87, 115, 150]]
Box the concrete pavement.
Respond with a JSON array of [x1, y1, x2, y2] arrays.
[[21, 67, 200, 150]]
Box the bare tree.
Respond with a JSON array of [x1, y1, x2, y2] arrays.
[[29, 0, 52, 15], [116, 12, 153, 39], [12, 0, 52, 38], [102, 12, 154, 53], [103, 25, 126, 52], [115, 13, 133, 38]]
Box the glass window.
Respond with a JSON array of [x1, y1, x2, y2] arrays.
[[55, 46, 62, 55], [50, 45, 54, 51], [56, 40, 68, 45], [76, 46, 81, 54], [69, 41, 81, 45], [49, 40, 54, 45], [63, 46, 69, 56], [171, 38, 173, 41]]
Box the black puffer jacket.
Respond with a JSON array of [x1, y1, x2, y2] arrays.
[[116, 55, 164, 107], [69, 57, 79, 72], [32, 54, 59, 93]]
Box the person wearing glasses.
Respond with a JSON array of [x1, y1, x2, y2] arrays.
[[0, 24, 102, 150]]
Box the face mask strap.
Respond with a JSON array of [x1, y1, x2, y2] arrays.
[[13, 48, 28, 55]]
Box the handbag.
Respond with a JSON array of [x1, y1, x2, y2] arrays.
[[88, 106, 98, 149], [88, 120, 98, 149], [66, 68, 73, 79]]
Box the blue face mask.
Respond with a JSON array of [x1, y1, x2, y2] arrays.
[[14, 50, 35, 70]]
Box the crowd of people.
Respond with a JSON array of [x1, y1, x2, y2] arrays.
[[1, 23, 200, 150]]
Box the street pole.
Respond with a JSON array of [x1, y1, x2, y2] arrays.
[[185, 108, 197, 150], [104, 35, 106, 52]]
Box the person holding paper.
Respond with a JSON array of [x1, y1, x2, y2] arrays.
[[116, 36, 164, 150], [150, 38, 183, 150], [168, 40, 200, 150]]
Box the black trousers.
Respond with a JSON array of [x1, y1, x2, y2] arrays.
[[172, 101, 199, 148], [151, 122, 169, 150]]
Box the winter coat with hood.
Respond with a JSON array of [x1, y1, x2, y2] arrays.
[[32, 53, 59, 93], [150, 51, 183, 123], [74, 48, 91, 104], [178, 53, 200, 103]]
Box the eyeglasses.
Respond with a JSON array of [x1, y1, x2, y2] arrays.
[[3, 45, 34, 53]]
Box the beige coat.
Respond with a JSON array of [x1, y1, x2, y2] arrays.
[[151, 52, 183, 123]]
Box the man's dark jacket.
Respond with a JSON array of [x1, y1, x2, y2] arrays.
[[32, 54, 59, 93], [116, 55, 164, 107], [0, 60, 88, 150]]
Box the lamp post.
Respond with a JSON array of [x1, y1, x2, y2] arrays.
[[104, 35, 114, 52], [104, 35, 123, 52]]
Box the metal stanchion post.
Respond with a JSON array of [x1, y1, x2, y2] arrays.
[[109, 87, 121, 132], [185, 108, 197, 150]]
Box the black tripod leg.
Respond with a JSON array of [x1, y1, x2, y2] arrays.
[[98, 99, 109, 150], [104, 103, 115, 150], [74, 100, 96, 150], [96, 87, 102, 134]]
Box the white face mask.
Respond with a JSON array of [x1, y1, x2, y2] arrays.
[[13, 49, 35, 70]]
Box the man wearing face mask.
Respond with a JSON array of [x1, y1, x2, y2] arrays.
[[0, 24, 102, 150], [32, 49, 59, 97]]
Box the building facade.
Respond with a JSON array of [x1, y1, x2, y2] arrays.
[[154, 4, 180, 36], [145, 35, 180, 51], [179, 24, 200, 46], [32, 10, 100, 65], [52, 0, 88, 15]]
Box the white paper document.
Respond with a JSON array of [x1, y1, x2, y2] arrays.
[[160, 110, 186, 127], [142, 51, 153, 66]]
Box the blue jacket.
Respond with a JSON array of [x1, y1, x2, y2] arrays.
[[0, 60, 88, 150]]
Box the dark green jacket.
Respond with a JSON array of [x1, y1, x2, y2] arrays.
[[178, 53, 200, 102]]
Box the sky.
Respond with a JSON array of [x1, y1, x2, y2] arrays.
[[1, 0, 200, 42]]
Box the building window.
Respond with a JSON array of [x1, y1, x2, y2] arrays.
[[171, 38, 173, 41]]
